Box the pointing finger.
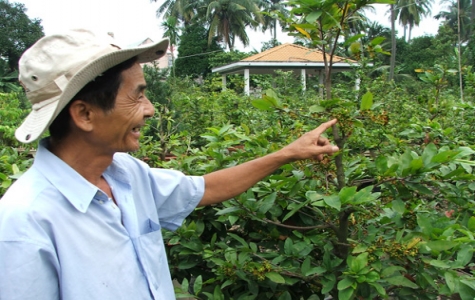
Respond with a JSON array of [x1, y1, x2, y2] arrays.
[[313, 119, 337, 136]]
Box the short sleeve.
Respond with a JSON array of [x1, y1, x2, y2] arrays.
[[148, 168, 205, 231]]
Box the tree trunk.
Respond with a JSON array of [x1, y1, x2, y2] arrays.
[[458, 0, 464, 102], [389, 4, 396, 81]]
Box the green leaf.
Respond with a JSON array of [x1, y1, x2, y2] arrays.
[[429, 260, 451, 269], [309, 105, 325, 112], [431, 150, 460, 164], [338, 287, 354, 300], [283, 199, 309, 222], [258, 192, 277, 214], [251, 98, 276, 111], [228, 233, 249, 249], [445, 271, 457, 293], [392, 199, 406, 214], [375, 155, 388, 173], [456, 246, 473, 266], [369, 282, 386, 296], [265, 272, 286, 284], [284, 238, 293, 255], [370, 36, 386, 46], [306, 191, 324, 202], [193, 275, 203, 295], [321, 274, 336, 294], [459, 280, 475, 300], [348, 252, 368, 273], [339, 186, 357, 204], [381, 266, 406, 278], [366, 271, 380, 282], [323, 194, 341, 211], [468, 217, 475, 231], [301, 257, 311, 275], [305, 266, 327, 276], [337, 277, 355, 290], [215, 206, 243, 215], [360, 91, 373, 110], [306, 11, 322, 23], [352, 244, 367, 254], [345, 34, 365, 45], [385, 275, 418, 289], [278, 291, 292, 300], [426, 240, 459, 252]]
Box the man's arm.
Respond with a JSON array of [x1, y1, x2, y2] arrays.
[[199, 119, 339, 206]]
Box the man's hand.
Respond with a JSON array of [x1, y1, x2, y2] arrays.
[[200, 119, 340, 206], [280, 119, 339, 162]]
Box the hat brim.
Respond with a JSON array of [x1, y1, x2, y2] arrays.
[[15, 38, 169, 143]]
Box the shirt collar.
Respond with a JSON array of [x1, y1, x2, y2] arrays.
[[33, 138, 100, 213]]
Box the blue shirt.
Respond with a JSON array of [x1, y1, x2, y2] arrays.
[[0, 139, 205, 299]]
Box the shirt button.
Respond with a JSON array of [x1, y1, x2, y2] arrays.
[[98, 200, 104, 204]]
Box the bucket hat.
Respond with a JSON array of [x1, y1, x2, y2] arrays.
[[15, 29, 169, 143]]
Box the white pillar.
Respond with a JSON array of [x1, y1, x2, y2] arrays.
[[222, 74, 227, 91], [355, 76, 360, 91], [301, 69, 306, 91], [244, 69, 250, 96]]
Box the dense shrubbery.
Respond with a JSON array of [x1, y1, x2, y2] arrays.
[[2, 62, 475, 299], [135, 63, 475, 299]]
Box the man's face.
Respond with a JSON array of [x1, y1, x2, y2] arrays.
[[90, 62, 155, 154]]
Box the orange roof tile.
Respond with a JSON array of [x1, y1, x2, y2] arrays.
[[242, 43, 352, 63]]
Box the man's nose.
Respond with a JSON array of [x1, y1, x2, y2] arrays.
[[144, 97, 155, 118]]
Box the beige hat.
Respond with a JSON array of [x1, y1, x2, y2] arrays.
[[15, 29, 169, 143]]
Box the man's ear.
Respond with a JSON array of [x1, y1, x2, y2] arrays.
[[68, 100, 95, 132]]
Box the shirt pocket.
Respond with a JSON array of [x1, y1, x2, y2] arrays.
[[135, 219, 169, 293]]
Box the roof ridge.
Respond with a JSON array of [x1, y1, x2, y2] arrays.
[[243, 43, 291, 61]]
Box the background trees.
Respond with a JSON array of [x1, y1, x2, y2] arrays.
[[0, 1, 44, 72], [3, 0, 475, 298]]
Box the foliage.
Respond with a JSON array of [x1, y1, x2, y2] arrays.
[[146, 76, 475, 299], [0, 92, 33, 195], [175, 24, 223, 78], [0, 1, 44, 72]]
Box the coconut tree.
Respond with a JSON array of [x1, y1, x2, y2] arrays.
[[202, 0, 263, 50], [435, 0, 472, 42], [161, 16, 179, 76], [152, 0, 197, 25], [258, 0, 289, 42], [395, 0, 432, 41]]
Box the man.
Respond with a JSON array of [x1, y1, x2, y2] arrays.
[[0, 29, 339, 299]]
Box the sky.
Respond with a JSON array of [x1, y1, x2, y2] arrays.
[[15, 0, 443, 52]]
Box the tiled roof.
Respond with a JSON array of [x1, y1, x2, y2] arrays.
[[242, 43, 352, 63]]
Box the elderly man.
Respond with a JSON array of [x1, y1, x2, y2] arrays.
[[0, 29, 338, 299]]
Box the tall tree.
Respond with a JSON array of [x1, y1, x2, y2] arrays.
[[202, 0, 263, 50], [395, 0, 432, 42], [152, 0, 197, 25], [389, 3, 396, 81], [161, 16, 180, 76], [258, 0, 289, 41], [435, 0, 472, 42], [0, 1, 44, 72], [175, 24, 222, 78]]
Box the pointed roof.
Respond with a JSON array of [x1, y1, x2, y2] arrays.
[[242, 43, 352, 63], [212, 43, 356, 76]]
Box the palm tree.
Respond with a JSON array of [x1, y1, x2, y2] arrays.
[[202, 0, 263, 50], [435, 0, 472, 42], [395, 0, 432, 42], [389, 3, 396, 81], [161, 16, 179, 76], [258, 0, 289, 42], [152, 0, 197, 25]]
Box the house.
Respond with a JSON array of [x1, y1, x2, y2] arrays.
[[212, 43, 358, 96]]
